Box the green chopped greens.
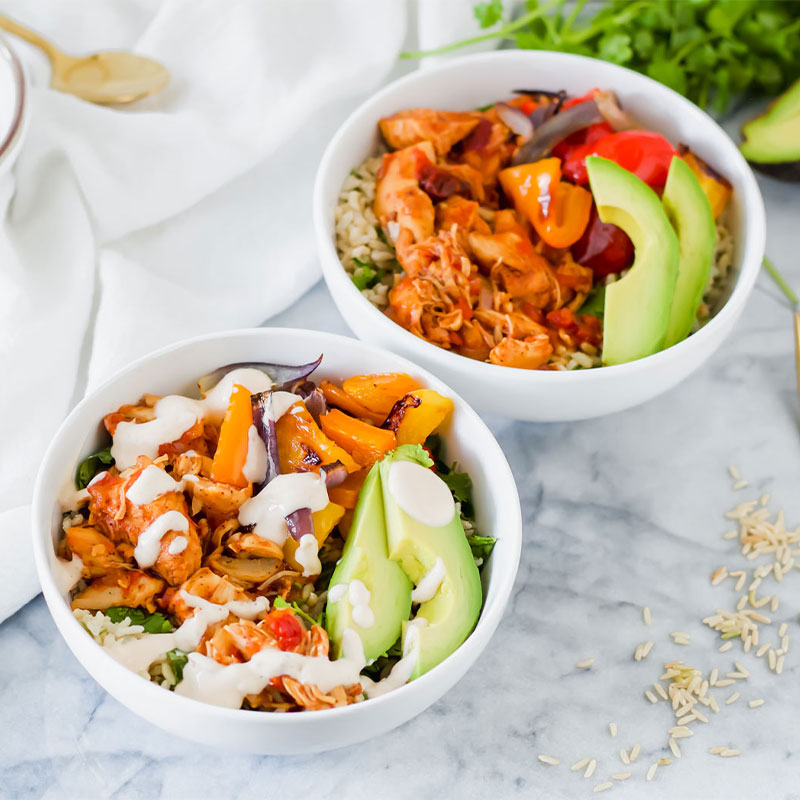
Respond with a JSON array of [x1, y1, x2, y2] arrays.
[[350, 257, 383, 291], [578, 285, 606, 319], [105, 606, 174, 634], [75, 445, 114, 490], [424, 434, 474, 519], [403, 0, 800, 114], [467, 535, 497, 562], [360, 635, 404, 680], [272, 596, 324, 628], [165, 649, 188, 683]]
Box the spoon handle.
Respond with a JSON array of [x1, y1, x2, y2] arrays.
[[0, 14, 62, 64]]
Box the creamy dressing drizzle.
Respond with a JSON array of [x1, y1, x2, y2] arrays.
[[269, 391, 302, 422], [101, 590, 270, 675], [295, 533, 321, 577], [242, 425, 267, 484], [348, 579, 374, 629], [327, 583, 347, 603], [111, 368, 272, 470], [237, 472, 329, 544], [53, 555, 84, 593], [387, 460, 455, 528], [126, 465, 184, 506], [410, 557, 446, 604], [167, 536, 188, 555], [175, 628, 367, 709], [133, 510, 190, 568], [58, 477, 90, 511], [360, 618, 428, 698]]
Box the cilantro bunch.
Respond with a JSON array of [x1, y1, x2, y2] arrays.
[[405, 0, 800, 114]]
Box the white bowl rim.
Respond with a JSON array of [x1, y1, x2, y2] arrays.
[[313, 49, 767, 385], [32, 326, 522, 726], [0, 32, 26, 161]]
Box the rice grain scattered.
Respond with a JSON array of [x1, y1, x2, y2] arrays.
[[629, 743, 641, 763], [619, 748, 630, 765], [748, 699, 765, 708], [669, 738, 681, 758], [571, 757, 590, 772], [538, 755, 560, 766], [584, 759, 597, 779], [576, 658, 596, 669], [611, 772, 631, 781], [643, 606, 652, 625], [609, 722, 617, 737], [725, 691, 740, 705], [646, 763, 658, 781], [593, 782, 613, 793]]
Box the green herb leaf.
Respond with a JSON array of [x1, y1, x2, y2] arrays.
[[474, 0, 503, 29], [165, 649, 188, 683], [467, 534, 497, 561], [75, 446, 114, 490], [105, 607, 174, 634], [441, 469, 473, 507], [272, 596, 323, 628], [597, 32, 633, 65]]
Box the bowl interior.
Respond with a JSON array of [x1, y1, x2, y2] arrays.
[[315, 50, 764, 383], [33, 328, 521, 745]]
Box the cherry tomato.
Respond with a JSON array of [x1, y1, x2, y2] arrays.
[[563, 131, 678, 189], [266, 608, 305, 651], [570, 205, 634, 278]]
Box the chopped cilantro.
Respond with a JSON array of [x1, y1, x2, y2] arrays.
[[105, 606, 174, 634], [467, 535, 497, 562], [165, 649, 188, 683], [75, 445, 114, 490], [272, 596, 323, 628]]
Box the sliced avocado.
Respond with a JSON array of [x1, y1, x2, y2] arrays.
[[325, 464, 412, 662], [740, 78, 800, 181], [661, 157, 716, 348], [586, 156, 680, 365], [379, 445, 482, 679]]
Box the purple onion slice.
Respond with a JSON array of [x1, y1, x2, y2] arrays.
[[321, 461, 348, 488], [198, 356, 323, 395], [495, 102, 534, 141], [251, 390, 281, 493], [285, 508, 314, 541]]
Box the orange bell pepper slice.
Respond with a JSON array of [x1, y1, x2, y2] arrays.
[[210, 384, 252, 488], [319, 380, 386, 426], [328, 468, 369, 509], [319, 409, 397, 467], [499, 158, 592, 249], [341, 373, 421, 417]]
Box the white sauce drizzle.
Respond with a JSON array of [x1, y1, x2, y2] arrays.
[[125, 465, 184, 506], [175, 627, 366, 709], [133, 510, 190, 568], [237, 472, 328, 544], [387, 460, 455, 528], [167, 536, 188, 555], [88, 471, 108, 486], [348, 579, 375, 629], [53, 555, 84, 593], [101, 590, 269, 675], [241, 425, 267, 485], [111, 368, 272, 470], [410, 557, 446, 604], [327, 583, 347, 603], [58, 477, 90, 512], [295, 533, 322, 577], [269, 391, 302, 422], [360, 618, 428, 698]]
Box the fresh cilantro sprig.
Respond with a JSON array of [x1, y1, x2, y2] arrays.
[[273, 596, 324, 628], [165, 649, 188, 683], [105, 607, 174, 634], [75, 445, 114, 490], [403, 0, 800, 114]]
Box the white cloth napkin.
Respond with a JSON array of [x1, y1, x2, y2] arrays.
[[0, 0, 416, 623]]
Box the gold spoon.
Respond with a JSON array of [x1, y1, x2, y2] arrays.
[[0, 14, 169, 104]]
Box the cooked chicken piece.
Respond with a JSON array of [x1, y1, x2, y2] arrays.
[[456, 319, 495, 362], [186, 476, 252, 520], [460, 116, 515, 185], [169, 567, 250, 623], [71, 568, 165, 612], [554, 256, 594, 309], [65, 524, 123, 577], [206, 551, 283, 589], [379, 108, 481, 155], [227, 532, 284, 560], [205, 619, 277, 665], [433, 161, 485, 203], [488, 334, 553, 369], [468, 230, 546, 274], [374, 142, 436, 246], [103, 399, 158, 434], [435, 196, 492, 244], [473, 309, 551, 341], [493, 208, 530, 238], [387, 277, 454, 350], [491, 262, 556, 309], [87, 465, 202, 586], [170, 450, 213, 480]]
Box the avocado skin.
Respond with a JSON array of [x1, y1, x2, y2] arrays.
[[740, 78, 800, 182], [325, 464, 412, 662], [379, 447, 482, 679], [586, 156, 680, 365], [662, 157, 716, 348]]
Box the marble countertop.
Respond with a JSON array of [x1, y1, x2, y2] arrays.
[[2, 160, 799, 800]]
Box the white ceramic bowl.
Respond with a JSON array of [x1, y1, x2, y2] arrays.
[[0, 32, 28, 177], [32, 328, 521, 754], [314, 51, 766, 421]]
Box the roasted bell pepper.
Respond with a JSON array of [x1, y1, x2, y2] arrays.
[[327, 468, 369, 509], [319, 380, 385, 425], [681, 149, 732, 219], [319, 409, 397, 466], [499, 158, 592, 248], [389, 390, 454, 446], [276, 404, 360, 474], [341, 373, 421, 417], [210, 384, 252, 488], [283, 502, 345, 572]]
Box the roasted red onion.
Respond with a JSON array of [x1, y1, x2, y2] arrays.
[[198, 356, 322, 396], [251, 390, 281, 493], [512, 100, 604, 166], [594, 90, 637, 132], [285, 508, 313, 541], [321, 461, 348, 488], [495, 102, 534, 141]]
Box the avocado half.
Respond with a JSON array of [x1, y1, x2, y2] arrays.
[[740, 78, 800, 182]]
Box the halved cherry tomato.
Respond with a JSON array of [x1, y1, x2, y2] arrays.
[[570, 205, 634, 278], [265, 608, 305, 651], [499, 158, 592, 249], [562, 130, 678, 189]]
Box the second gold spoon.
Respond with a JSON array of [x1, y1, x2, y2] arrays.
[[0, 13, 169, 104]]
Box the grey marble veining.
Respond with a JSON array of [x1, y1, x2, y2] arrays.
[[3, 163, 800, 800]]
